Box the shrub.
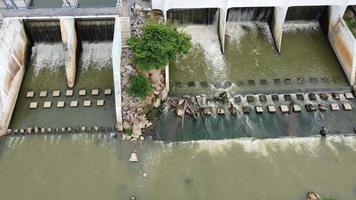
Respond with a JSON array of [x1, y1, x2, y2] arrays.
[[127, 22, 192, 71], [127, 74, 152, 99]]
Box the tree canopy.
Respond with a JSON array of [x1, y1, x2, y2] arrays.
[[127, 22, 192, 71]]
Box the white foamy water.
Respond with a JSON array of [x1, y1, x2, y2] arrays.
[[31, 43, 65, 76], [226, 22, 274, 47], [80, 42, 112, 70], [283, 21, 320, 32], [180, 25, 226, 79], [174, 135, 356, 158]]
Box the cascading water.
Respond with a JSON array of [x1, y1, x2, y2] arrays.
[[285, 6, 326, 21], [76, 19, 115, 41], [80, 42, 113, 71], [169, 8, 227, 88], [30, 43, 65, 76], [24, 20, 62, 42]]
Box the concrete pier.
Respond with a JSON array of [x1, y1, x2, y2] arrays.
[[0, 19, 28, 136], [60, 18, 77, 88], [112, 16, 123, 131], [271, 6, 288, 53]]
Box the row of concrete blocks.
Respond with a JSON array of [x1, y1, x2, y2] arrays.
[[29, 100, 105, 109], [176, 77, 341, 89], [25, 89, 112, 98], [6, 126, 119, 135], [202, 102, 353, 115], [234, 92, 354, 104]]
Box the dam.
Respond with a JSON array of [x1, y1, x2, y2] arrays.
[[0, 1, 356, 200]]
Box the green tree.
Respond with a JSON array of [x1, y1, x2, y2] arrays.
[[127, 74, 153, 99], [127, 22, 192, 71]]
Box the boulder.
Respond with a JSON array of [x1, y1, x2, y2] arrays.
[[129, 152, 139, 162], [153, 98, 161, 108], [219, 92, 228, 99], [203, 107, 212, 115], [160, 89, 168, 101], [132, 123, 142, 136], [306, 191, 320, 200], [229, 106, 237, 115], [177, 107, 185, 117]]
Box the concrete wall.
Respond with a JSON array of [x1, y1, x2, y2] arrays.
[[0, 19, 28, 136], [60, 17, 77, 88], [329, 18, 356, 85], [112, 16, 123, 131], [154, 0, 355, 53], [3, 0, 31, 8]]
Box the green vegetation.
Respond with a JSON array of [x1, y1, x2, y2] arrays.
[[125, 128, 133, 136], [324, 198, 336, 200], [344, 7, 356, 37], [128, 22, 192, 71], [127, 74, 153, 99]]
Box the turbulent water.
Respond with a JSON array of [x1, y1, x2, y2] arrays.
[[80, 42, 113, 70], [179, 25, 227, 81], [0, 134, 356, 200], [31, 43, 65, 76]]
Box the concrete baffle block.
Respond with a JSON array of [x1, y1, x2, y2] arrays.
[[53, 90, 61, 97], [292, 104, 302, 112], [267, 105, 276, 113], [104, 89, 112, 95], [79, 89, 86, 96], [57, 101, 65, 108], [344, 92, 354, 99], [70, 101, 78, 107], [280, 105, 289, 113], [83, 100, 91, 107], [91, 89, 99, 96], [330, 103, 340, 111], [43, 101, 52, 108], [29, 102, 38, 109], [255, 106, 263, 113], [343, 103, 352, 111], [26, 91, 35, 98], [97, 100, 105, 107], [39, 91, 48, 97], [66, 90, 73, 97]]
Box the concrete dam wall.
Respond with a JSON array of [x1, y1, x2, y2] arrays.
[[152, 0, 356, 86], [0, 19, 28, 136]]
